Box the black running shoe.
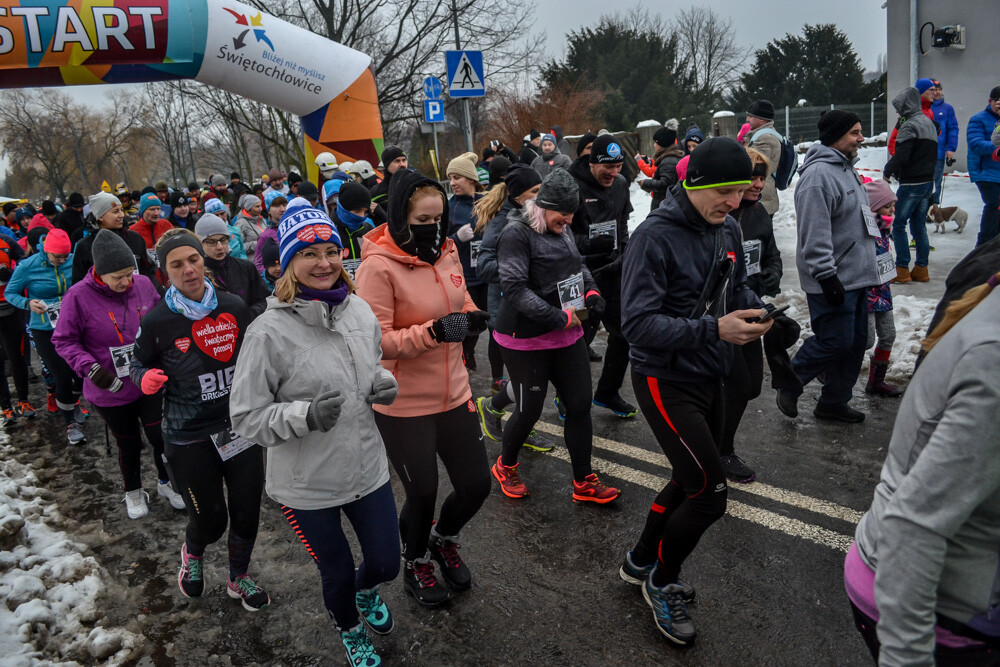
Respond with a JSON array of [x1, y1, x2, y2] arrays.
[[643, 574, 697, 646], [402, 559, 451, 608], [814, 402, 865, 423], [619, 551, 696, 602], [776, 389, 799, 418], [593, 393, 637, 418], [720, 454, 756, 484], [428, 534, 471, 590]]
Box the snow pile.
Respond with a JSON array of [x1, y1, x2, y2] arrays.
[[0, 435, 143, 665], [635, 119, 661, 129]]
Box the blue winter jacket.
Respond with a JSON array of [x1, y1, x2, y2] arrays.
[[621, 184, 762, 382], [967, 106, 1000, 184], [931, 98, 959, 159], [4, 251, 74, 330]]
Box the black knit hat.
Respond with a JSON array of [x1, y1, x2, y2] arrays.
[[67, 192, 85, 208], [92, 229, 137, 275], [653, 120, 679, 147], [260, 237, 280, 269], [288, 172, 303, 186], [230, 171, 241, 180], [991, 86, 1000, 101], [482, 147, 496, 160], [535, 168, 579, 213], [683, 137, 753, 190], [504, 163, 542, 198], [381, 145, 406, 168], [589, 134, 625, 164], [817, 109, 862, 146], [296, 181, 319, 202], [338, 181, 372, 212], [170, 191, 190, 208], [576, 133, 597, 157], [529, 129, 541, 140], [2, 203, 16, 216], [41, 200, 57, 217], [746, 99, 775, 121], [488, 156, 511, 187]]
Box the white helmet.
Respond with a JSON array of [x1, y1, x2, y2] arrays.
[[339, 161, 354, 173], [315, 152, 338, 177]]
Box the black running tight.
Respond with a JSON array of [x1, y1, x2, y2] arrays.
[[31, 327, 81, 419], [0, 313, 29, 406], [375, 404, 490, 561], [96, 394, 169, 492], [631, 372, 728, 585], [499, 337, 593, 481], [165, 440, 264, 579]]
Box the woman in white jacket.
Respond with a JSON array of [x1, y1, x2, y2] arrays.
[[230, 199, 400, 667]]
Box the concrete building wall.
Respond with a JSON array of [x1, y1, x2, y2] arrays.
[[887, 0, 997, 171]]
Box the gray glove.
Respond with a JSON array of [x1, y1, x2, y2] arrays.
[[305, 390, 345, 431], [366, 374, 398, 405]]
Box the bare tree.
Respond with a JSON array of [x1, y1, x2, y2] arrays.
[[674, 6, 747, 96], [0, 90, 81, 198]]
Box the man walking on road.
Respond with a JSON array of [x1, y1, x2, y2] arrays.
[[967, 86, 1000, 247], [743, 99, 781, 219], [778, 110, 881, 424], [930, 80, 959, 206]]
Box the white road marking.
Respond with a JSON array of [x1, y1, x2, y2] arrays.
[[532, 421, 856, 552]]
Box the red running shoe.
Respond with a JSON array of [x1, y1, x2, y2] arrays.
[[572, 473, 620, 504], [46, 392, 57, 414], [491, 456, 528, 498]]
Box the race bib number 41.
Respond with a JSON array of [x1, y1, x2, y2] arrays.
[[557, 273, 585, 310]]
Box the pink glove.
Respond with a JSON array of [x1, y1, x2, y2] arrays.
[[140, 368, 169, 395]]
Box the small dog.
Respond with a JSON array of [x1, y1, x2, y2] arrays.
[[927, 204, 968, 234]]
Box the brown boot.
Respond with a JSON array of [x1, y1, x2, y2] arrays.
[[890, 267, 911, 284], [865, 357, 903, 397], [910, 265, 929, 282]]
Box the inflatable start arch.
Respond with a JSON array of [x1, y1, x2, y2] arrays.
[[0, 0, 383, 183]]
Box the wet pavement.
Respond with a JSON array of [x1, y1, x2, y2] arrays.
[[3, 331, 890, 665]]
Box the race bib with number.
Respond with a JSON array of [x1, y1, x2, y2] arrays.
[[210, 428, 256, 461], [862, 205, 881, 238], [876, 251, 896, 284], [470, 240, 482, 269], [44, 300, 61, 325], [742, 239, 762, 276], [557, 273, 585, 310], [108, 343, 136, 379], [343, 258, 361, 280], [589, 220, 618, 250], [146, 249, 159, 268]]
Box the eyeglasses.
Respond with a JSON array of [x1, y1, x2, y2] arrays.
[[202, 237, 229, 246], [296, 248, 341, 262], [48, 253, 69, 260]]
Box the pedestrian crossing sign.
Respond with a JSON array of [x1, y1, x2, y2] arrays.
[[445, 50, 485, 98]]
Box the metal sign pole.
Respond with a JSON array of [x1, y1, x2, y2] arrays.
[[452, 0, 474, 153], [432, 123, 441, 180]]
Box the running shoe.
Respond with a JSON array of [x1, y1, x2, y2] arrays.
[[355, 586, 393, 634], [593, 393, 638, 418], [491, 455, 529, 498], [908, 240, 935, 250], [402, 559, 451, 608], [341, 623, 381, 667], [227, 574, 270, 611], [46, 392, 57, 413], [157, 480, 186, 510], [476, 396, 504, 442], [619, 551, 697, 602], [643, 567, 697, 646], [123, 489, 149, 519], [15, 401, 36, 419], [73, 402, 88, 424], [572, 473, 620, 504], [428, 534, 471, 590], [178, 542, 204, 598], [775, 388, 799, 418], [66, 422, 86, 445], [490, 378, 506, 395], [1, 408, 17, 429], [522, 429, 555, 453], [721, 454, 756, 484], [554, 396, 566, 421]]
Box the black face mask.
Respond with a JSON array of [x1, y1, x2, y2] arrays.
[[409, 223, 443, 264]]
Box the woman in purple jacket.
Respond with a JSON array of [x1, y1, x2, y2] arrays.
[[53, 230, 185, 520]]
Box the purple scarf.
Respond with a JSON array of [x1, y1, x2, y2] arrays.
[[299, 280, 350, 308]]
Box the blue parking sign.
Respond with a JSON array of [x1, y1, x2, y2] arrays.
[[424, 99, 445, 123]]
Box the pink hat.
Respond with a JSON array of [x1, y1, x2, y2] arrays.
[[43, 228, 71, 254], [864, 179, 897, 213], [676, 154, 691, 183]]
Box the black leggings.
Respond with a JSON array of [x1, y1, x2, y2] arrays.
[[31, 327, 81, 418], [165, 440, 264, 579], [463, 283, 489, 365], [0, 313, 29, 407], [721, 339, 763, 457], [500, 337, 593, 481], [96, 394, 169, 492], [282, 482, 400, 630], [375, 404, 490, 561], [631, 372, 728, 585]]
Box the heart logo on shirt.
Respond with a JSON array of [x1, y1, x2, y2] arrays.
[[450, 273, 463, 288], [174, 337, 191, 353], [191, 314, 239, 363]]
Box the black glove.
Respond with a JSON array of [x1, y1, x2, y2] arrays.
[[818, 275, 845, 307], [88, 363, 123, 393], [466, 310, 490, 334], [430, 313, 469, 343], [306, 390, 345, 431], [0, 266, 11, 282], [588, 233, 615, 255], [585, 293, 606, 319]]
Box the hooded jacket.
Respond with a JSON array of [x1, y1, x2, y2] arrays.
[[531, 149, 573, 178], [744, 121, 782, 215], [476, 198, 518, 318], [354, 170, 477, 418], [205, 255, 269, 318], [4, 251, 73, 330], [518, 140, 540, 165], [494, 206, 597, 339], [888, 96, 934, 155], [683, 125, 704, 154], [733, 197, 782, 297], [967, 105, 1000, 184], [794, 143, 880, 294], [639, 144, 685, 210], [931, 97, 959, 160], [447, 193, 484, 288], [621, 185, 762, 382], [235, 209, 267, 254], [54, 207, 84, 238], [884, 88, 939, 184], [51, 270, 160, 407], [229, 294, 393, 510], [71, 224, 155, 285], [854, 287, 1000, 665]]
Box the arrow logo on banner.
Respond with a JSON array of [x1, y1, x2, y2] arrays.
[[223, 7, 248, 24], [250, 12, 264, 26], [254, 29, 274, 50], [233, 29, 249, 49]]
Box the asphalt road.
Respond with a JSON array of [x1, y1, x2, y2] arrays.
[[6, 330, 891, 666]]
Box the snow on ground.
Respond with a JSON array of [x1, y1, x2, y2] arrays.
[[628, 146, 984, 381], [0, 433, 143, 665]]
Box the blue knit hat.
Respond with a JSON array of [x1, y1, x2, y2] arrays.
[[203, 198, 227, 216], [322, 178, 343, 202], [277, 197, 342, 271], [264, 189, 287, 210], [138, 193, 161, 215], [915, 78, 935, 94]]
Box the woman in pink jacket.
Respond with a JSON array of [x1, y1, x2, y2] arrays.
[[356, 169, 491, 610]]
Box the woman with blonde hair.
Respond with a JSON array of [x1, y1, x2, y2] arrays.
[[230, 199, 400, 666]]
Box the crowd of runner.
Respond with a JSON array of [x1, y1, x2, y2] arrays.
[[2, 79, 999, 666]]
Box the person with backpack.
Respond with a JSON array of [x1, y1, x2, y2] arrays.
[[743, 99, 796, 218]]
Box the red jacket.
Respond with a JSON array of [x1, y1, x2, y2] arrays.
[[130, 217, 174, 248]]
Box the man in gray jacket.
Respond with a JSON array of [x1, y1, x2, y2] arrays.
[[778, 110, 881, 423], [744, 99, 782, 218]]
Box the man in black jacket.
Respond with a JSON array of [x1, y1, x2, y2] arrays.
[[194, 214, 269, 318], [55, 192, 86, 238], [518, 130, 542, 165], [568, 134, 636, 417]]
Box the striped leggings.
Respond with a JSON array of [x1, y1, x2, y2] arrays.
[[281, 481, 400, 630]]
